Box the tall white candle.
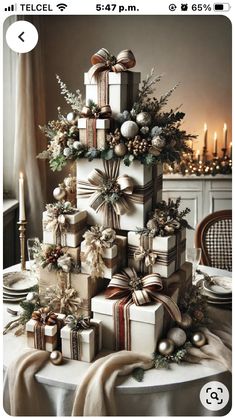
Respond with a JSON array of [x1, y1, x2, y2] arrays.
[[223, 123, 228, 149], [19, 173, 26, 221], [204, 123, 208, 149], [213, 132, 218, 155], [196, 149, 200, 162]]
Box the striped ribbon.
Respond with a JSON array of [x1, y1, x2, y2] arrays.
[[105, 267, 182, 350]]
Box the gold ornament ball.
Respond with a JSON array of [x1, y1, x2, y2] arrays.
[[158, 338, 175, 356], [191, 331, 207, 348], [53, 187, 66, 201], [114, 143, 128, 157], [120, 121, 139, 139], [167, 327, 187, 347], [50, 350, 63, 365], [136, 112, 152, 127], [179, 313, 193, 329]]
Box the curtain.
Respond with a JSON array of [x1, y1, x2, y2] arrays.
[[12, 17, 47, 239]]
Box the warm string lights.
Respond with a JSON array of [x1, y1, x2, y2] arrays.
[[164, 123, 232, 176]]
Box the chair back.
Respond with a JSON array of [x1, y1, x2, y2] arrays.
[[195, 210, 232, 271]]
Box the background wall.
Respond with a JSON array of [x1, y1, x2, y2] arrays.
[[38, 15, 231, 197]]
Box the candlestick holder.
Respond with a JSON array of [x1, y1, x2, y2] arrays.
[[221, 147, 227, 158], [17, 220, 27, 271], [212, 152, 218, 160]]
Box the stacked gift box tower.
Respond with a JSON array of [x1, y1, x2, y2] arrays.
[[27, 49, 192, 362]]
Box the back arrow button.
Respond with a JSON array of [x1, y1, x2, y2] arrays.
[[18, 32, 25, 42]]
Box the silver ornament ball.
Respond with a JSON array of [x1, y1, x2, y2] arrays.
[[152, 136, 166, 149], [120, 121, 139, 139], [114, 143, 128, 157], [179, 313, 193, 329], [167, 327, 187, 347], [191, 331, 207, 348], [50, 350, 63, 365], [158, 338, 175, 356], [53, 187, 66, 201], [136, 112, 152, 127], [66, 112, 76, 122]]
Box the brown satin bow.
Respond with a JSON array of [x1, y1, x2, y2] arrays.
[[81, 104, 112, 119], [88, 48, 136, 80], [65, 314, 91, 331], [31, 307, 58, 326], [105, 267, 182, 322]]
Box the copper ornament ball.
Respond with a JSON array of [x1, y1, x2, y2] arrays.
[[167, 327, 187, 347], [191, 331, 207, 348], [136, 112, 152, 127], [158, 338, 175, 356], [179, 313, 193, 329], [114, 143, 128, 157], [50, 350, 63, 365], [53, 187, 66, 201]]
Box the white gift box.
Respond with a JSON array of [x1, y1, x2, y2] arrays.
[[84, 71, 141, 116], [92, 289, 178, 356], [61, 319, 102, 362], [152, 163, 163, 205], [128, 229, 186, 278], [26, 313, 66, 352], [42, 210, 87, 248], [78, 118, 110, 149], [76, 158, 154, 231], [80, 240, 118, 279]]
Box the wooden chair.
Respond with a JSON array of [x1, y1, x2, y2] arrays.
[[195, 210, 232, 271]]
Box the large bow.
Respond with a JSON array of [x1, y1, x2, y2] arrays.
[[45, 273, 81, 315], [134, 246, 157, 267], [31, 307, 58, 326], [77, 160, 135, 229], [83, 226, 116, 278], [65, 314, 91, 331], [105, 267, 181, 322], [88, 48, 136, 80]]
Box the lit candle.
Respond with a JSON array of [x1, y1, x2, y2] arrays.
[[196, 149, 200, 162], [230, 142, 232, 159], [214, 132, 218, 155], [19, 173, 26, 221], [204, 123, 208, 149], [223, 123, 228, 149]]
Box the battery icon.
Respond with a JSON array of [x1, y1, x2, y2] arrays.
[[214, 3, 231, 11]]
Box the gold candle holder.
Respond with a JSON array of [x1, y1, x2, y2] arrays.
[[17, 220, 27, 271]]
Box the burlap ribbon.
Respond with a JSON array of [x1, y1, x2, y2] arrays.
[[88, 48, 136, 80], [46, 272, 82, 315], [77, 160, 151, 228], [105, 267, 181, 322], [31, 308, 59, 350], [82, 226, 116, 279], [44, 213, 69, 246]]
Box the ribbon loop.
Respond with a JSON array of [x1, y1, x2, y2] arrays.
[[89, 48, 136, 80]]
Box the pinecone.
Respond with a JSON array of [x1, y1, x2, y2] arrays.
[[106, 129, 121, 149], [127, 135, 149, 156]]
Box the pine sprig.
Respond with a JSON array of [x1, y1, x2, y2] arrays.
[[56, 74, 83, 112]]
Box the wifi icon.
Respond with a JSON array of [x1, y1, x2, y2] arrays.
[[57, 3, 67, 12]]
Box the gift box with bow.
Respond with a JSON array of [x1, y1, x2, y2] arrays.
[[127, 229, 186, 278], [26, 309, 66, 352], [91, 267, 181, 355], [42, 206, 87, 248], [80, 226, 118, 279], [85, 48, 140, 116], [76, 158, 159, 230], [61, 316, 102, 362], [39, 269, 108, 317]]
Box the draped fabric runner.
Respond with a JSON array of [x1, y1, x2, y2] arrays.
[[77, 159, 152, 229], [105, 267, 181, 350], [88, 48, 136, 107], [132, 232, 186, 274]]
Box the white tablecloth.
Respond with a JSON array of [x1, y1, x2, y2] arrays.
[[3, 265, 232, 416]]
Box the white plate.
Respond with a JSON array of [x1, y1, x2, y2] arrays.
[[207, 299, 232, 306], [3, 289, 28, 297], [3, 296, 26, 303], [203, 276, 232, 296], [3, 272, 37, 292]]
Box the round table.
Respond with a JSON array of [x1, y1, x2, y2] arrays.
[[3, 264, 232, 416]]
